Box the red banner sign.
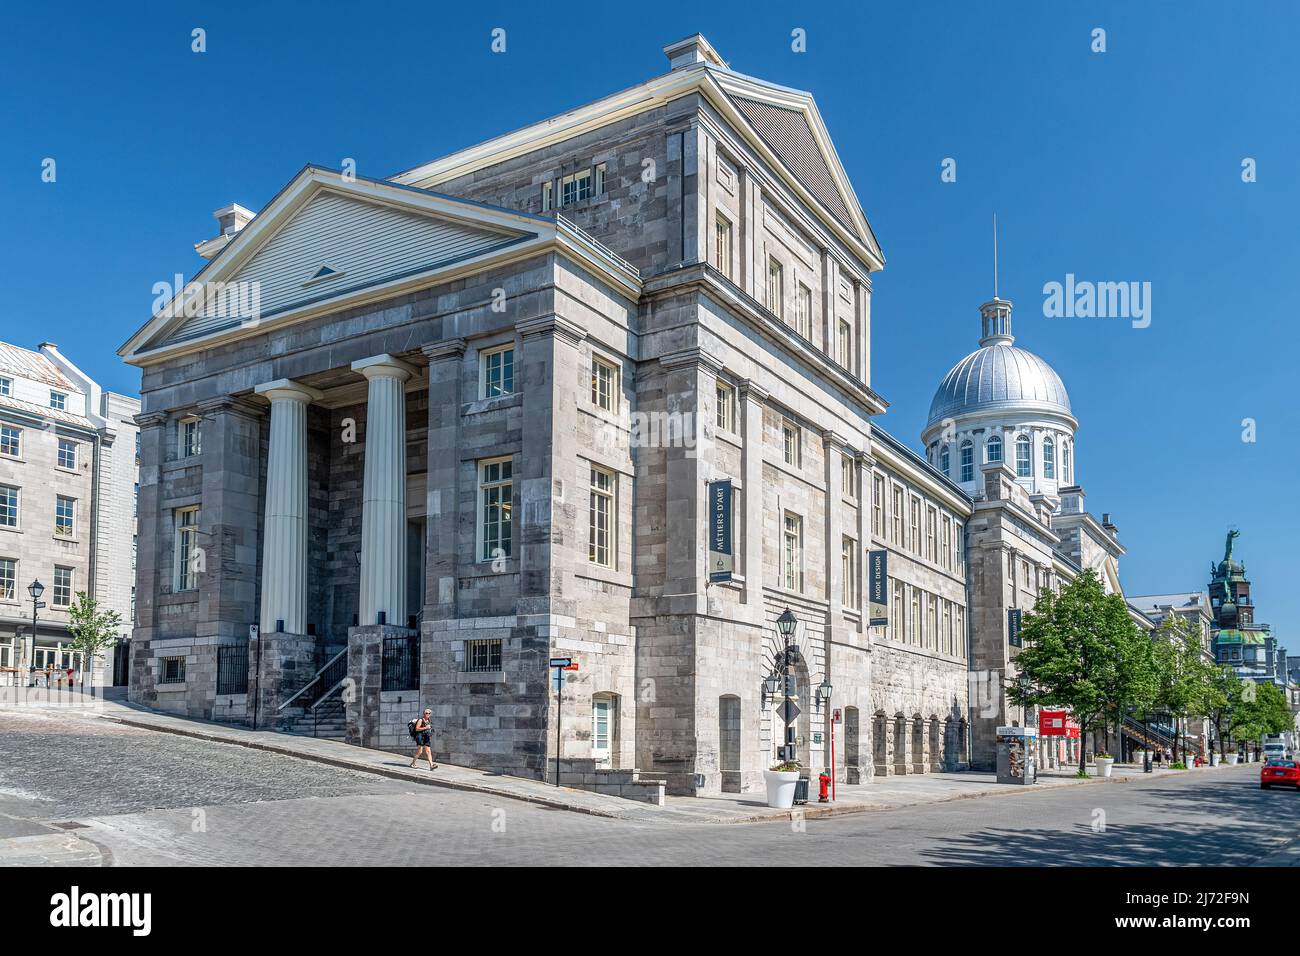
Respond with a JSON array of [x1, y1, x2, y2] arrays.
[[1039, 710, 1079, 738]]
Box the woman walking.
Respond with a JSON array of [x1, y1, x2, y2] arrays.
[[409, 709, 437, 770]]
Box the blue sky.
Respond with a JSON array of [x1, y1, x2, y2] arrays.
[[3, 2, 1297, 638]]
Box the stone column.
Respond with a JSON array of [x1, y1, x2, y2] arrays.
[[352, 354, 416, 628], [253, 380, 320, 635], [739, 381, 768, 607], [421, 340, 466, 621]]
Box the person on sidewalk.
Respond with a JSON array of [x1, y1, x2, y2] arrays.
[[409, 709, 437, 770]]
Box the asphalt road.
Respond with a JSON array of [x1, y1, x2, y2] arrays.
[[2, 710, 1296, 866]]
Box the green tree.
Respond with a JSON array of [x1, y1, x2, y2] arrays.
[[1151, 616, 1216, 762], [1239, 682, 1295, 741], [1009, 570, 1134, 776], [1097, 601, 1159, 755], [65, 591, 123, 686], [1203, 666, 1242, 758]]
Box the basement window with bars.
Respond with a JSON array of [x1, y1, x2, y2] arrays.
[[160, 656, 186, 684], [463, 638, 502, 673]]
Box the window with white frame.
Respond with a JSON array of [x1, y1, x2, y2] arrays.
[[541, 180, 553, 212], [715, 381, 735, 432], [1015, 434, 1032, 477], [927, 594, 938, 650], [592, 695, 615, 759], [891, 579, 903, 642], [782, 420, 800, 468], [1043, 436, 1055, 479], [0, 425, 19, 458], [588, 466, 615, 568], [57, 438, 76, 469], [782, 512, 803, 592], [714, 213, 733, 279], [943, 600, 952, 655], [53, 566, 72, 607], [891, 486, 904, 544], [593, 162, 607, 195], [55, 495, 74, 537], [0, 377, 11, 397], [795, 283, 812, 338], [837, 319, 852, 368], [1062, 442, 1071, 484], [767, 257, 784, 318], [560, 168, 593, 206], [480, 345, 515, 399], [842, 536, 858, 608], [872, 475, 884, 537], [0, 558, 14, 600], [909, 497, 921, 554], [50, 390, 67, 411], [940, 444, 950, 476], [910, 586, 920, 645], [0, 485, 17, 528], [960, 440, 974, 482], [986, 434, 1002, 463], [180, 417, 202, 458], [175, 506, 200, 591], [478, 458, 513, 561], [841, 453, 856, 499], [591, 355, 619, 412], [942, 515, 952, 571], [926, 506, 937, 562]]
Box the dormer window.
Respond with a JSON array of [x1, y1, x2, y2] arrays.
[[0, 377, 11, 397], [303, 265, 344, 287], [49, 390, 67, 411]]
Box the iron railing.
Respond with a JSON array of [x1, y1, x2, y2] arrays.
[[462, 638, 502, 673], [382, 635, 420, 691], [216, 645, 248, 695], [277, 648, 348, 712]]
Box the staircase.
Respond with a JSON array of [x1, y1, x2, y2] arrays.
[[279, 694, 347, 740], [1122, 716, 1176, 753]]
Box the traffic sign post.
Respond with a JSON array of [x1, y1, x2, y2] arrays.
[[549, 658, 575, 786]]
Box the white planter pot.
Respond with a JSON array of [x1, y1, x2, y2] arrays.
[[1227, 754, 1239, 765], [763, 770, 800, 809], [1094, 757, 1114, 778], [1212, 754, 1222, 767]]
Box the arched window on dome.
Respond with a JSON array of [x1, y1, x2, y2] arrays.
[[1015, 435, 1032, 478], [940, 444, 950, 476], [986, 434, 1002, 464], [960, 441, 973, 482], [1062, 442, 1071, 484], [1043, 436, 1055, 480]]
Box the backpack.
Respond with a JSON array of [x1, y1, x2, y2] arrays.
[[407, 718, 420, 741]]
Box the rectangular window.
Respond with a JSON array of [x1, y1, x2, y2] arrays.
[[714, 214, 733, 279], [795, 283, 812, 338], [464, 638, 502, 673], [841, 453, 856, 499], [175, 506, 200, 591], [480, 346, 515, 399], [180, 417, 202, 458], [891, 486, 904, 545], [0, 377, 11, 397], [910, 586, 920, 645], [927, 594, 938, 650], [0, 558, 14, 600], [782, 420, 800, 468], [478, 458, 513, 561], [0, 485, 17, 528], [767, 257, 784, 319], [541, 180, 553, 212], [589, 466, 615, 568], [161, 656, 186, 684], [55, 495, 74, 537], [560, 168, 592, 206], [926, 506, 937, 562], [957, 605, 966, 659], [53, 566, 72, 607], [593, 162, 607, 195], [57, 438, 76, 469], [891, 579, 903, 642], [842, 536, 858, 608], [715, 381, 735, 432], [50, 391, 67, 411], [0, 426, 19, 458], [837, 319, 853, 369], [782, 512, 803, 592], [942, 516, 952, 571], [960, 442, 974, 482], [592, 697, 612, 757], [591, 356, 619, 412], [872, 475, 884, 538], [909, 497, 921, 554], [943, 600, 953, 656]]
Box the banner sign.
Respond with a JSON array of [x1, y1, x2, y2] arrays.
[[1039, 710, 1080, 738], [868, 550, 889, 626], [708, 479, 734, 583], [1008, 608, 1023, 647]]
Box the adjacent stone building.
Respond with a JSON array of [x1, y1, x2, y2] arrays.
[[0, 341, 139, 685]]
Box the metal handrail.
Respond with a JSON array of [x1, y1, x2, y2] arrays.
[[276, 648, 347, 712]]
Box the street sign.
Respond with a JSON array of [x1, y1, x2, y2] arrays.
[[833, 708, 842, 723], [563, 663, 578, 671], [548, 657, 572, 668], [782, 699, 801, 724]]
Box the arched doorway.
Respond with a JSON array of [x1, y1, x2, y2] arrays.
[[844, 706, 861, 783]]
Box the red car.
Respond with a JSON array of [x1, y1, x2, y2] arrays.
[[1260, 759, 1300, 790]]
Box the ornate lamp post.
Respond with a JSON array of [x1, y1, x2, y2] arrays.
[[774, 609, 798, 762], [26, 579, 45, 687]]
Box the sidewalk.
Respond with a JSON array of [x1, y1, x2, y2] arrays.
[[9, 699, 1239, 827]]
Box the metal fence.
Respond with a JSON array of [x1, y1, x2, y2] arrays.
[[216, 644, 248, 695], [382, 635, 420, 691]]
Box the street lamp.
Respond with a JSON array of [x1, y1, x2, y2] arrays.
[[772, 609, 799, 763], [26, 579, 44, 687]]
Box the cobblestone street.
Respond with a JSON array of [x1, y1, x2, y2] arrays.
[[2, 710, 1296, 866]]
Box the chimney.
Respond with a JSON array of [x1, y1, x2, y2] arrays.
[[663, 34, 728, 71], [1102, 513, 1118, 536], [195, 203, 256, 260]]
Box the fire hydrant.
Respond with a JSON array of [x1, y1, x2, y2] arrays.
[[818, 770, 831, 803]]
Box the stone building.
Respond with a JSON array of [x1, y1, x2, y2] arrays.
[[0, 341, 139, 684], [121, 34, 977, 795]]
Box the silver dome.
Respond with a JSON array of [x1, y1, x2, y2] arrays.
[[927, 343, 1072, 428]]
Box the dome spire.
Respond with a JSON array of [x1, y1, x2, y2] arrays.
[[980, 215, 1014, 345]]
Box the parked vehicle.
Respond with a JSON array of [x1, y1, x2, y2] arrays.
[[1260, 759, 1300, 790], [1262, 732, 1295, 760]]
